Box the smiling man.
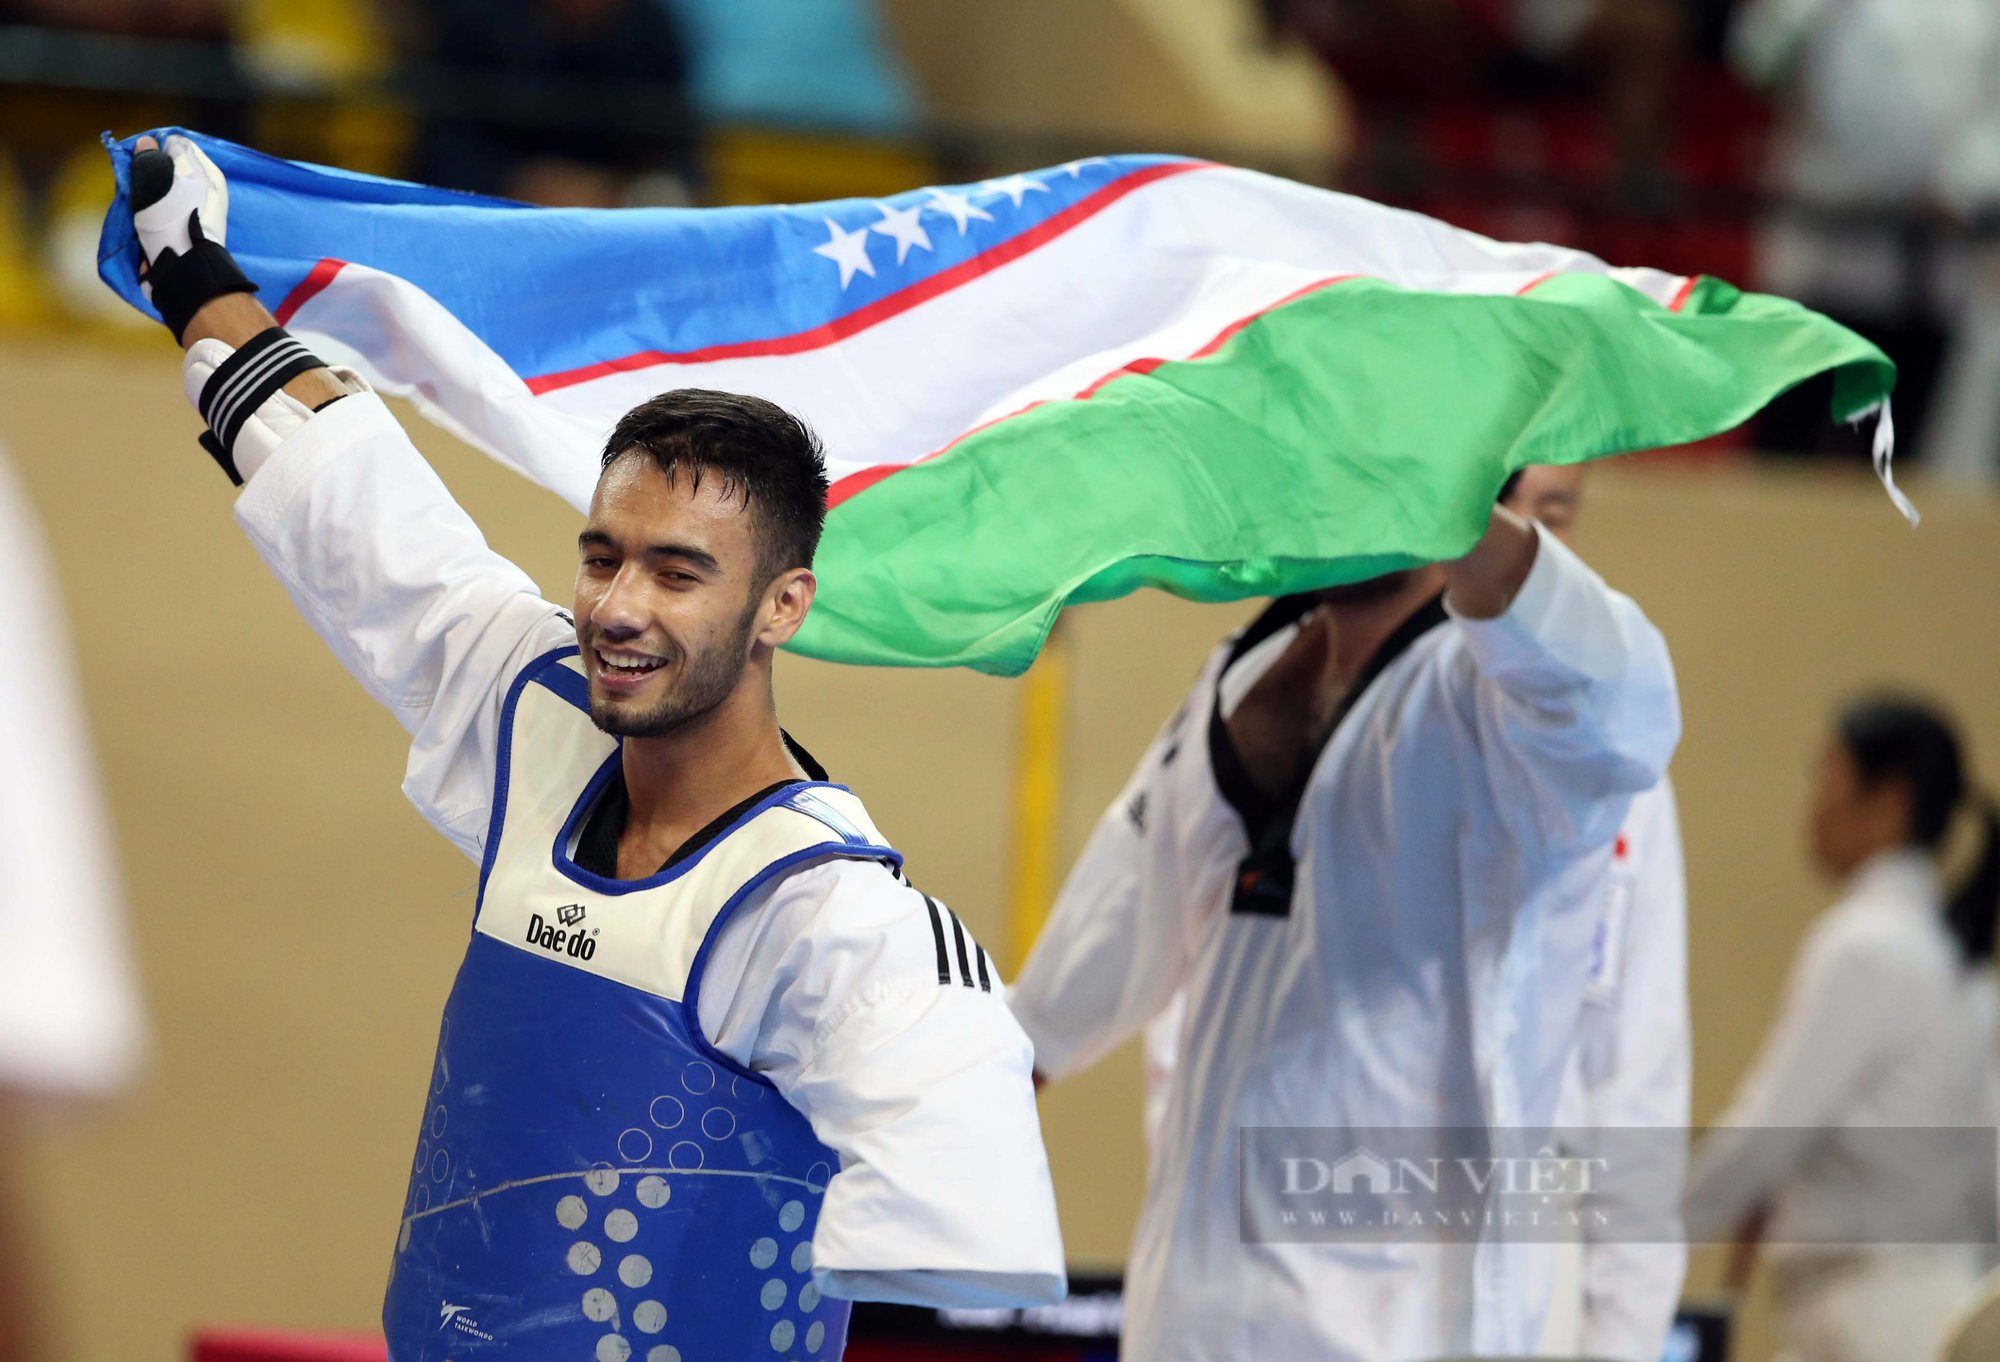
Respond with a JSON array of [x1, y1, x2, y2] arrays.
[[124, 134, 1064, 1361]]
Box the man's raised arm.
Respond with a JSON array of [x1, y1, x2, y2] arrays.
[[1446, 506, 1681, 855], [131, 135, 571, 860]]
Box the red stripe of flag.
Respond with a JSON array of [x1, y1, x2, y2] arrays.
[[826, 273, 1365, 509], [275, 258, 347, 324]]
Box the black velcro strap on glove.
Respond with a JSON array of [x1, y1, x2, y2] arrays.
[[195, 326, 326, 479], [145, 210, 258, 344], [196, 430, 244, 487]]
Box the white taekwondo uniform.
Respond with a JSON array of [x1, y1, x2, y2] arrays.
[[1010, 528, 1679, 1362], [1684, 849, 1999, 1362], [1142, 776, 1693, 1362], [223, 383, 1064, 1358]]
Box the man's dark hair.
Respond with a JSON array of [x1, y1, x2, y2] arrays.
[[600, 389, 830, 581]]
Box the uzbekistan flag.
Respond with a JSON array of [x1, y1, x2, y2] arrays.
[[99, 129, 1891, 675]]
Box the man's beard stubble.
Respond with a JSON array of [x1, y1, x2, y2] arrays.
[[587, 601, 761, 740]]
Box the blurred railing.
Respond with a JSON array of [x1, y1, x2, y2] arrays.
[[4, 21, 1984, 233], [1, 22, 1990, 347], [0, 23, 696, 141]]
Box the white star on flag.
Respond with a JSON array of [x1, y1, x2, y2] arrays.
[[812, 217, 877, 289], [922, 188, 993, 236], [979, 174, 1049, 208], [1058, 157, 1111, 179], [870, 202, 933, 264]]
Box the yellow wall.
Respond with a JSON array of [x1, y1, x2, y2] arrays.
[[5, 336, 1999, 1360]]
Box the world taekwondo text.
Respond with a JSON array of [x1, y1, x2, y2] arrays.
[[1239, 1127, 1998, 1244]]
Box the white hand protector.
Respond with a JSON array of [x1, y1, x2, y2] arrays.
[[128, 133, 254, 341], [181, 339, 368, 486], [132, 134, 229, 285]]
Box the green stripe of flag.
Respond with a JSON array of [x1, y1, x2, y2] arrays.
[[797, 272, 1893, 675]]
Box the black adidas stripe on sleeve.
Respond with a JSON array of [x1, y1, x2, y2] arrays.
[[924, 895, 953, 986], [921, 893, 994, 992]]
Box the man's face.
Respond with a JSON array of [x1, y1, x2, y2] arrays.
[[1501, 464, 1586, 542], [573, 454, 768, 739]]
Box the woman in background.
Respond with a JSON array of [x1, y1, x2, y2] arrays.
[[1685, 694, 2000, 1362]]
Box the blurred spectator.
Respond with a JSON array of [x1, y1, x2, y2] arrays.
[[0, 448, 146, 1362], [1733, 0, 2000, 468], [410, 0, 698, 206], [1925, 244, 2000, 488], [1514, 0, 1687, 191], [1684, 694, 1999, 1362], [1264, 0, 1690, 198], [667, 0, 918, 137]]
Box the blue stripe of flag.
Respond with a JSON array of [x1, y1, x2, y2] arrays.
[[97, 129, 1182, 384]]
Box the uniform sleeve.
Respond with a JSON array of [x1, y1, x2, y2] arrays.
[[1007, 652, 1245, 1083], [1449, 523, 1681, 857], [1681, 911, 1902, 1241], [1140, 993, 1188, 1159], [0, 455, 145, 1098], [1577, 780, 1691, 1362], [232, 392, 574, 860], [696, 859, 1066, 1309]]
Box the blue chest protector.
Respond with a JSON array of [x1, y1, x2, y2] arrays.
[[382, 649, 901, 1362]]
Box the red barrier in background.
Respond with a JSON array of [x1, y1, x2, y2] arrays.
[[188, 1328, 1096, 1360], [190, 1331, 388, 1362], [187, 1329, 1100, 1362]]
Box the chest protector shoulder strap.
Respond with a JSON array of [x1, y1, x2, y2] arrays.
[[476, 648, 900, 1012]]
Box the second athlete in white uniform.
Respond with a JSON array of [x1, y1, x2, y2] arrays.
[[1011, 468, 1680, 1360], [1137, 464, 1693, 1362]]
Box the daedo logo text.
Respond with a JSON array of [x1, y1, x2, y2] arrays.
[[526, 910, 597, 960]]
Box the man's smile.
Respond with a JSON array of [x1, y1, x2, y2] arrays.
[[592, 645, 670, 693]]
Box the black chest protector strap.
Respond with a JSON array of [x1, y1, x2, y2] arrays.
[[574, 730, 831, 879], [1210, 592, 1449, 917]]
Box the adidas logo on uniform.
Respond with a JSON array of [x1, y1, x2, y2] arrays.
[[923, 895, 993, 992]]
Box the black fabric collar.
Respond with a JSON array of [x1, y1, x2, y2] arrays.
[[1208, 591, 1450, 916], [573, 730, 829, 881]]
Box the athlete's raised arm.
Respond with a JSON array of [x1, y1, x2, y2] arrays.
[[132, 135, 571, 859]]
